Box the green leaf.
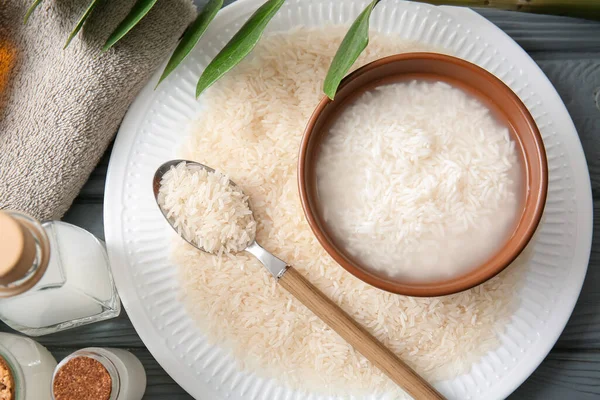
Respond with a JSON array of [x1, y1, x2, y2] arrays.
[[157, 0, 223, 87], [323, 0, 380, 100], [64, 0, 103, 48], [103, 0, 159, 51], [196, 0, 285, 98], [24, 0, 43, 24]]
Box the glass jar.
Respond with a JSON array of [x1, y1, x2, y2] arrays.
[[0, 332, 57, 400], [52, 348, 146, 400], [0, 210, 120, 336]]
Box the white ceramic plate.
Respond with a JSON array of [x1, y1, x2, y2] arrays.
[[104, 1, 593, 399]]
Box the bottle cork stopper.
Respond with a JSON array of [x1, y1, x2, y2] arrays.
[[0, 211, 36, 285]]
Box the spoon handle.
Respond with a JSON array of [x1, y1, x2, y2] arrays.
[[278, 267, 445, 400]]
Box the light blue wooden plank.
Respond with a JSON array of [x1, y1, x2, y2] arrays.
[[62, 203, 105, 240], [509, 351, 600, 399], [478, 8, 600, 53]]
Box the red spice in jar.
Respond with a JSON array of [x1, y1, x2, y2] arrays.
[[52, 356, 112, 400], [0, 355, 14, 400]]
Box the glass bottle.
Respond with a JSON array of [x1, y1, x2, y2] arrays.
[[0, 332, 57, 400], [52, 348, 146, 400], [0, 210, 120, 336]]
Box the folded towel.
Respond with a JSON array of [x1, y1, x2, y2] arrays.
[[0, 0, 196, 220]]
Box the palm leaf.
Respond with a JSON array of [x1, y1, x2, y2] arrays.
[[323, 0, 380, 99], [24, 0, 43, 24], [103, 0, 159, 51], [157, 0, 223, 87], [196, 0, 285, 97], [64, 0, 103, 48]]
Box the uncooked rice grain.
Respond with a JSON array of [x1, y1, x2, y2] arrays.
[[173, 27, 530, 398], [158, 162, 256, 254]]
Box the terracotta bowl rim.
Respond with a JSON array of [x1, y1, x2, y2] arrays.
[[298, 52, 548, 297]]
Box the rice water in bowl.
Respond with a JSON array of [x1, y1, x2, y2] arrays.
[[316, 80, 522, 283], [299, 53, 547, 296]]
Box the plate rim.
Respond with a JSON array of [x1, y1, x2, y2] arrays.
[[441, 7, 593, 399], [104, 2, 593, 399]]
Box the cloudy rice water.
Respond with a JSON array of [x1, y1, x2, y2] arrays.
[[316, 80, 522, 282], [173, 27, 530, 398]]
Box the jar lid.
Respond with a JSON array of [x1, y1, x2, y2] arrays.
[[0, 211, 36, 285], [0, 211, 50, 296]]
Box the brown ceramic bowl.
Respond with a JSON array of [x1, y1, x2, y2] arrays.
[[298, 53, 548, 297]]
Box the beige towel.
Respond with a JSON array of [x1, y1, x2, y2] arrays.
[[0, 0, 196, 220]]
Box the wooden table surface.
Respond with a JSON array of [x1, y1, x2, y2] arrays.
[[2, 3, 599, 399]]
